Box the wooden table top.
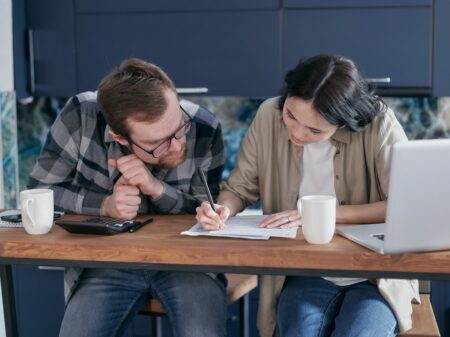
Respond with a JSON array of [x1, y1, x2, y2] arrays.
[[1, 214, 449, 279]]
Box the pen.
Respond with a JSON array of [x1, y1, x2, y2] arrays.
[[129, 218, 153, 233], [197, 168, 216, 212]]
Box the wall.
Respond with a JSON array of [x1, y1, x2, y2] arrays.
[[0, 0, 18, 337], [0, 0, 14, 92]]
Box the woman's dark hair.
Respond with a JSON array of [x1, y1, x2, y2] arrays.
[[278, 55, 386, 132]]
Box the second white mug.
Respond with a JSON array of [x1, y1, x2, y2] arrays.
[[297, 195, 336, 244]]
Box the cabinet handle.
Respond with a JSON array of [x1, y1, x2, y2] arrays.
[[38, 266, 65, 271], [366, 77, 391, 84], [27, 29, 36, 95], [176, 87, 209, 94]]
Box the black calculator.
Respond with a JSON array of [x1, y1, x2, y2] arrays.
[[55, 217, 138, 235]]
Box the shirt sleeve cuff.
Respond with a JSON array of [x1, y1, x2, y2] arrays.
[[81, 191, 107, 215], [151, 182, 178, 213]]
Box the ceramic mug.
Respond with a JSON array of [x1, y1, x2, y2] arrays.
[[20, 189, 54, 235], [297, 195, 336, 244]]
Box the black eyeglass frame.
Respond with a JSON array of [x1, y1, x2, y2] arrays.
[[127, 105, 192, 159]]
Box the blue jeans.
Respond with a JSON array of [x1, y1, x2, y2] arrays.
[[59, 269, 227, 337], [277, 276, 397, 337]]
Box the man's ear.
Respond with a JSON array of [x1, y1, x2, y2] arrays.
[[109, 130, 129, 146]]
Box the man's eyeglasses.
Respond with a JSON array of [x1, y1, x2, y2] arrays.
[[129, 106, 192, 159]]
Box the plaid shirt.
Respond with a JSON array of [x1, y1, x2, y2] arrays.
[[28, 91, 225, 215]]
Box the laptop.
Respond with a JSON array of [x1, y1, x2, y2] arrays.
[[336, 139, 450, 254]]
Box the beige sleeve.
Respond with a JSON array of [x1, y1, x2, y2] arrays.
[[375, 109, 409, 198], [221, 102, 270, 208]]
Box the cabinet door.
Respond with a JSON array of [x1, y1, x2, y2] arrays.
[[284, 0, 432, 8], [26, 0, 77, 97], [283, 7, 432, 89], [75, 11, 281, 96], [76, 0, 278, 12], [431, 281, 450, 337], [433, 0, 450, 96], [12, 265, 65, 337]]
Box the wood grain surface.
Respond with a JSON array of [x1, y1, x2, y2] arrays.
[[0, 214, 449, 278]]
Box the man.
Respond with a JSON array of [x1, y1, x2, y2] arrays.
[[28, 58, 227, 337]]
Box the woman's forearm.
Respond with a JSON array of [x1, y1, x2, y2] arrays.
[[217, 190, 245, 216], [336, 200, 387, 224]]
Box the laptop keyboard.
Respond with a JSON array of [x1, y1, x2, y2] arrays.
[[371, 233, 385, 241]]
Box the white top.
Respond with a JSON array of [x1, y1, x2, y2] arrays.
[[300, 139, 366, 286]]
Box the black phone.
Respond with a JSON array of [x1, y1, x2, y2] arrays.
[[1, 212, 63, 223]]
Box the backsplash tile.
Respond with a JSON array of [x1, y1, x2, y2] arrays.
[[14, 95, 450, 201], [0, 91, 19, 208]]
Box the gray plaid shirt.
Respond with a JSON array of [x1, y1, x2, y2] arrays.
[[28, 91, 225, 216]]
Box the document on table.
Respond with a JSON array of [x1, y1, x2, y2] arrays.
[[181, 215, 298, 240]]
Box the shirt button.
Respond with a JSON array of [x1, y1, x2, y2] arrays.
[[335, 175, 339, 180], [340, 201, 346, 205]]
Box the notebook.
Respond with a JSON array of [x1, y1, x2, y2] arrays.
[[337, 139, 450, 254]]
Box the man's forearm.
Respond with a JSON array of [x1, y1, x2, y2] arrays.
[[28, 182, 106, 215]]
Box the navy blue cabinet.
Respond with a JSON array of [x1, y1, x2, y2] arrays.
[[432, 281, 450, 337], [14, 0, 450, 98], [283, 5, 432, 91], [12, 265, 65, 337], [433, 0, 450, 96], [24, 0, 77, 97], [75, 0, 277, 12], [75, 10, 281, 96]]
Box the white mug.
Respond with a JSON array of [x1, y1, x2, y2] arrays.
[[297, 195, 336, 244], [20, 189, 54, 235]]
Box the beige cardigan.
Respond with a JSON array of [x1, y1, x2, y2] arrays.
[[222, 97, 419, 336]]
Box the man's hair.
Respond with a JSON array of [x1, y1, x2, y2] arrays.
[[97, 58, 176, 137], [278, 54, 386, 132]]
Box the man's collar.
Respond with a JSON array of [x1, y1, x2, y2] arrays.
[[104, 125, 115, 143]]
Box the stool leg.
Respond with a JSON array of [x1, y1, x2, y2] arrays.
[[239, 294, 250, 337], [151, 316, 163, 337]]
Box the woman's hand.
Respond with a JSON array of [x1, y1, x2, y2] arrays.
[[259, 210, 301, 229], [195, 201, 231, 231]]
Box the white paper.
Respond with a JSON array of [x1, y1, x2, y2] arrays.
[[181, 215, 298, 240]]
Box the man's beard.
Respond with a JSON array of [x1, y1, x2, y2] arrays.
[[155, 143, 187, 169]]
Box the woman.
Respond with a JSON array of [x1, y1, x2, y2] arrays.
[[196, 55, 419, 337]]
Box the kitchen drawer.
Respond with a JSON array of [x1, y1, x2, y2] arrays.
[[283, 0, 432, 9], [76, 11, 281, 96], [283, 7, 432, 89], [75, 0, 279, 13]]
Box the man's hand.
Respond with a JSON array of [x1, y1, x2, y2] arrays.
[[101, 176, 141, 219], [108, 155, 163, 198]]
